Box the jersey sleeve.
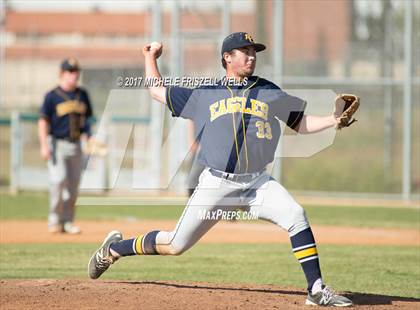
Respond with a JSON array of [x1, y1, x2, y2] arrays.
[[165, 86, 196, 119], [272, 91, 307, 131], [40, 92, 54, 120]]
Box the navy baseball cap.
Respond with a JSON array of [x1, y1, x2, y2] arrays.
[[60, 57, 80, 72], [221, 32, 266, 55]]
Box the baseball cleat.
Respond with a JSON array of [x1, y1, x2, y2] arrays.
[[48, 224, 63, 233], [88, 230, 122, 279], [63, 222, 81, 234], [306, 286, 353, 307]]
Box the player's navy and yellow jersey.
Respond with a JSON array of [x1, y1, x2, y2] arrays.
[[165, 76, 306, 173], [40, 86, 93, 140]]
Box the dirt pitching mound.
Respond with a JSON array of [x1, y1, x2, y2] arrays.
[[1, 279, 419, 310]]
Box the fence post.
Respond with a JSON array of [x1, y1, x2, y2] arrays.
[[271, 0, 284, 183], [402, 0, 413, 201], [10, 111, 21, 194]]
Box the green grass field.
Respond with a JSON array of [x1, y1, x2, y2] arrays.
[[0, 192, 419, 299]]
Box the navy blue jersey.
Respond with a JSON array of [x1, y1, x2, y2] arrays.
[[165, 76, 306, 174], [40, 86, 93, 140]]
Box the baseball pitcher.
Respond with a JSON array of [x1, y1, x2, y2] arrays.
[[88, 33, 359, 307]]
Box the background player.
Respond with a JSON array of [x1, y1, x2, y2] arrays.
[[38, 58, 93, 234], [88, 33, 354, 307]]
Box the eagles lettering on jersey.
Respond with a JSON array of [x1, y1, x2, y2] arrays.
[[165, 76, 306, 173], [209, 97, 268, 122], [56, 100, 87, 117]]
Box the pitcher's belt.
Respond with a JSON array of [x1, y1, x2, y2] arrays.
[[208, 168, 263, 183], [53, 136, 79, 143]]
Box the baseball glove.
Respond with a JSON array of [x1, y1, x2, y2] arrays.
[[84, 138, 108, 157], [334, 94, 360, 130]]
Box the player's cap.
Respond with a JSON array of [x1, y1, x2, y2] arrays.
[[221, 32, 266, 55], [60, 57, 81, 72]]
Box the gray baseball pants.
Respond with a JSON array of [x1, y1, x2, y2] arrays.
[[47, 137, 82, 227], [154, 167, 310, 255]]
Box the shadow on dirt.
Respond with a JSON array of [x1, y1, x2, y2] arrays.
[[116, 280, 420, 306], [116, 280, 307, 296], [348, 292, 420, 306]]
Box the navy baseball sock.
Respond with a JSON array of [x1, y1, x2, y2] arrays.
[[110, 230, 160, 256], [290, 227, 322, 292]]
